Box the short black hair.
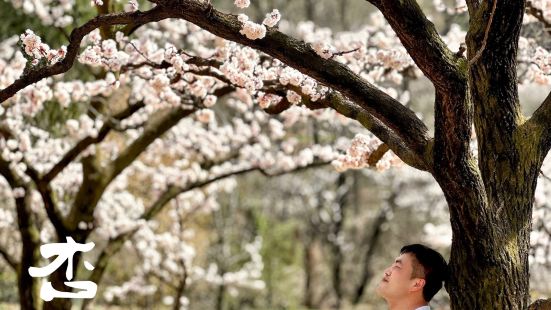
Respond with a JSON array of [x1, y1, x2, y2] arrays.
[[400, 244, 448, 302]]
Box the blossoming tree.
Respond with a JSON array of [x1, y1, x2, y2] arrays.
[[1, 0, 551, 309]]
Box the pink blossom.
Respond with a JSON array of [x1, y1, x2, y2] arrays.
[[262, 9, 281, 28], [240, 21, 267, 40], [234, 0, 250, 9]]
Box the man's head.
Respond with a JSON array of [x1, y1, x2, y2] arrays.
[[376, 244, 448, 304]]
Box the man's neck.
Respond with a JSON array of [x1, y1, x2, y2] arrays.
[[387, 298, 428, 310]]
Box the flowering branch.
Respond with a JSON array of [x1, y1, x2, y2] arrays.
[[0, 5, 178, 103], [2, 0, 432, 171], [172, 0, 431, 168]]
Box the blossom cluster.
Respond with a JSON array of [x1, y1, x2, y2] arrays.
[[235, 0, 281, 41], [332, 133, 402, 172], [20, 30, 66, 66]]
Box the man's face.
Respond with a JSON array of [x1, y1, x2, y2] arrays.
[[376, 253, 424, 301]]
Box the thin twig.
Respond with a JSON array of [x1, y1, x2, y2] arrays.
[[330, 47, 360, 59], [469, 0, 498, 66]]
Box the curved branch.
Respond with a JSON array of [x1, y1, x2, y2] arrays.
[[1, 0, 432, 171], [26, 167, 69, 238], [172, 0, 431, 168], [0, 5, 177, 103]]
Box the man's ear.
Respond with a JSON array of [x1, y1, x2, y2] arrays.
[[410, 279, 426, 292]]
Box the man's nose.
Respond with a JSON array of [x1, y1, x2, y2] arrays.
[[384, 267, 392, 277]]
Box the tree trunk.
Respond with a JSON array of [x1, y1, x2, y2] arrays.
[[303, 240, 316, 309], [329, 173, 350, 309], [17, 235, 41, 310], [216, 283, 225, 310], [43, 252, 84, 310], [15, 195, 41, 310], [304, 0, 315, 23], [436, 162, 538, 309]]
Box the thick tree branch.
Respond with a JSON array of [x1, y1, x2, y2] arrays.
[[172, 0, 431, 168], [467, 1, 529, 198], [26, 167, 69, 238], [1, 1, 431, 171], [104, 107, 195, 184], [367, 0, 465, 90], [467, 0, 525, 133]]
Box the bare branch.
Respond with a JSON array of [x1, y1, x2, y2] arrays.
[[0, 243, 19, 271], [367, 144, 390, 167]]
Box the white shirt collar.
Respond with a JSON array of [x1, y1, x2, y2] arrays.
[[415, 306, 430, 310]]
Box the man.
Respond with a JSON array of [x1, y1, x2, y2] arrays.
[[376, 244, 448, 310]]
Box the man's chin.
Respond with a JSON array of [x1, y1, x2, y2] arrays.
[[375, 282, 386, 297]]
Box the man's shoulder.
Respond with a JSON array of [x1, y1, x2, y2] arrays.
[[414, 306, 431, 310]]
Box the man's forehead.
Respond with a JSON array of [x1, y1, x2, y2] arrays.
[[394, 253, 414, 265]]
